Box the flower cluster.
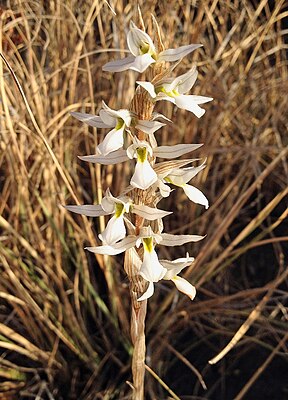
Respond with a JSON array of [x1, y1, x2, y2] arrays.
[[66, 21, 212, 301]]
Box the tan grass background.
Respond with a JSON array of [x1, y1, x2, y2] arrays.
[[0, 0, 287, 399]]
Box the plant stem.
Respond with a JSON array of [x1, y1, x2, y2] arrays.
[[124, 248, 148, 400], [131, 299, 147, 400]]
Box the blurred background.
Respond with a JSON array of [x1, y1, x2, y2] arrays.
[[0, 0, 287, 399]]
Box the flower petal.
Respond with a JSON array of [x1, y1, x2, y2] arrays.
[[140, 248, 167, 282], [64, 204, 108, 217], [174, 95, 206, 117], [128, 54, 156, 73], [158, 179, 172, 198], [99, 215, 126, 245], [132, 204, 172, 220], [160, 233, 205, 246], [154, 143, 203, 159], [97, 126, 125, 155], [138, 281, 154, 301], [99, 109, 117, 126], [100, 188, 129, 214], [85, 235, 137, 255], [136, 81, 157, 98], [151, 112, 172, 123], [172, 66, 198, 94], [187, 95, 214, 104], [171, 276, 196, 300], [130, 160, 158, 190], [101, 103, 133, 126], [70, 112, 108, 128], [161, 255, 194, 279], [168, 163, 206, 185], [78, 149, 128, 165], [154, 159, 193, 178], [127, 27, 155, 56], [138, 227, 163, 244], [102, 55, 136, 72], [155, 93, 176, 105], [136, 120, 166, 135], [159, 44, 202, 62], [182, 184, 209, 209]]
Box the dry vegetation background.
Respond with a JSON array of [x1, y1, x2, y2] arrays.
[[0, 0, 287, 399]]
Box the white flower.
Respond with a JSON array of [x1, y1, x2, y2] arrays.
[[138, 253, 196, 301], [65, 191, 171, 220], [97, 191, 131, 245], [127, 141, 158, 190], [102, 22, 202, 73], [86, 226, 204, 255], [127, 138, 203, 190], [65, 189, 172, 245], [78, 142, 202, 166], [71, 101, 133, 156], [165, 161, 209, 209], [140, 237, 167, 283], [137, 66, 213, 118]]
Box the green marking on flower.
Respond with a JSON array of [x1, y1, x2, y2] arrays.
[[139, 41, 150, 54], [156, 86, 179, 97], [136, 147, 147, 163], [143, 237, 153, 253], [115, 118, 124, 130], [114, 203, 125, 218], [139, 41, 157, 60], [164, 177, 173, 184], [164, 177, 184, 188]]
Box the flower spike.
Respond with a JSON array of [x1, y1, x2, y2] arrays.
[[67, 16, 212, 308]]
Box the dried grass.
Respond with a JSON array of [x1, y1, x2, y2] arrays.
[[0, 0, 287, 399]]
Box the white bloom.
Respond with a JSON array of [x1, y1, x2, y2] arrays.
[[71, 101, 133, 156], [98, 192, 131, 245], [103, 22, 202, 73], [65, 189, 130, 246], [165, 161, 209, 209], [127, 141, 157, 190], [65, 189, 171, 222], [99, 214, 126, 245], [137, 66, 213, 118], [127, 139, 202, 190], [78, 142, 201, 166], [138, 253, 196, 301], [86, 226, 204, 255], [140, 237, 167, 282]]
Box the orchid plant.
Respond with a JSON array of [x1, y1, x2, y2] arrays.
[[66, 17, 212, 400]]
